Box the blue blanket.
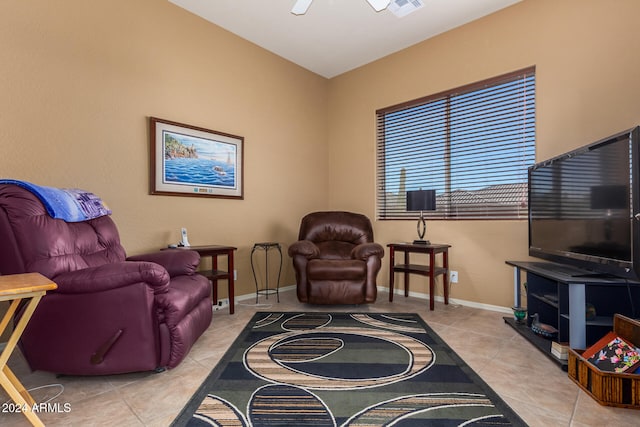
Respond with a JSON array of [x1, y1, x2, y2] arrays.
[[0, 179, 112, 222]]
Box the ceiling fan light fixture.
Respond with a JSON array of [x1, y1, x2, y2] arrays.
[[388, 0, 424, 17], [366, 0, 392, 12], [291, 0, 313, 15], [292, 0, 393, 15]]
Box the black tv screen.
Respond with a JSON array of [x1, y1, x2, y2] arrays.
[[528, 126, 640, 279]]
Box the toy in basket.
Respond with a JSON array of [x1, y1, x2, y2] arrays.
[[568, 314, 640, 409]]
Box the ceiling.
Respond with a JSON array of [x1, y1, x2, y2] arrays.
[[169, 0, 521, 78]]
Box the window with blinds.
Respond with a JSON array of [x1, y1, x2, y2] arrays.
[[376, 67, 536, 220]]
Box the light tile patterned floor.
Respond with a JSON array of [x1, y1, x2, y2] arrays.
[[0, 289, 638, 426]]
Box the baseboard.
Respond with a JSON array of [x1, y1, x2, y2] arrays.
[[379, 285, 512, 314], [229, 284, 511, 315], [232, 284, 296, 302]]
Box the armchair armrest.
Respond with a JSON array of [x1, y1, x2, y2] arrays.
[[127, 249, 200, 277], [288, 240, 320, 259], [52, 261, 170, 294], [351, 242, 385, 260]]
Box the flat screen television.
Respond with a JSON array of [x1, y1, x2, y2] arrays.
[[528, 126, 640, 279]]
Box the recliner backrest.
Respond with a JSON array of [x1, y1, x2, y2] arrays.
[[298, 211, 374, 259], [0, 184, 126, 278]]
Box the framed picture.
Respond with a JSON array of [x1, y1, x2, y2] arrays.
[[150, 117, 244, 199]]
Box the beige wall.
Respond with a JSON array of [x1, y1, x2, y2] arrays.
[[0, 0, 328, 297], [327, 0, 640, 308], [2, 0, 639, 308]]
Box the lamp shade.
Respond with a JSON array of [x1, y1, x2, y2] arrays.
[[406, 189, 436, 212]]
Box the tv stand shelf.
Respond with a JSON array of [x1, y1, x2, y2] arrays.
[[503, 317, 560, 366], [505, 260, 640, 368], [529, 292, 559, 308], [558, 313, 613, 327]]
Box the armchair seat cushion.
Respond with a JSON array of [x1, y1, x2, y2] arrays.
[[156, 274, 211, 322], [308, 259, 366, 280]]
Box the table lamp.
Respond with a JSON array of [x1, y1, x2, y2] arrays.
[[406, 189, 436, 244]]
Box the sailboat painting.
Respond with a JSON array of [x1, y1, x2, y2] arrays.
[[150, 117, 244, 199]]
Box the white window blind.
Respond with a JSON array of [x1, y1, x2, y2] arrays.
[[376, 67, 536, 220]]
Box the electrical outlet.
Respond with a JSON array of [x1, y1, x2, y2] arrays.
[[449, 270, 459, 283], [234, 270, 237, 281], [214, 299, 229, 311]]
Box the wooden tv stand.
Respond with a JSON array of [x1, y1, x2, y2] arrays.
[[505, 260, 640, 369]]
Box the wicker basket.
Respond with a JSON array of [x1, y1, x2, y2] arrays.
[[567, 314, 640, 409]]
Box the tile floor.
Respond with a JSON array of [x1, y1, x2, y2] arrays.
[[0, 289, 638, 426]]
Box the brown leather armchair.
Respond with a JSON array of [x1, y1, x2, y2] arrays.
[[288, 211, 384, 304]]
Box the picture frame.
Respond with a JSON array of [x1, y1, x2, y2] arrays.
[[150, 117, 244, 199]]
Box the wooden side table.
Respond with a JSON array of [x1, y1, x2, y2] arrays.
[[387, 243, 451, 311], [0, 272, 57, 427], [172, 245, 237, 314]]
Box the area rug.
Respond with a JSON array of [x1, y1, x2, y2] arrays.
[[172, 312, 527, 426]]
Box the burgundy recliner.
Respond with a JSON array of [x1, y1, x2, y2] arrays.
[[288, 211, 384, 304], [0, 184, 212, 375]]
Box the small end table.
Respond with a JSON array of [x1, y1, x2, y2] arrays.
[[0, 272, 57, 427], [251, 242, 282, 303], [387, 242, 451, 311]]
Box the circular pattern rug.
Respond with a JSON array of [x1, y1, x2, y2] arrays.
[[174, 312, 527, 427]]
